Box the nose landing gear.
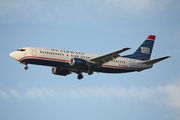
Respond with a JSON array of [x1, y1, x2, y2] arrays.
[[19, 62, 29, 70], [24, 65, 28, 70], [24, 62, 28, 70]]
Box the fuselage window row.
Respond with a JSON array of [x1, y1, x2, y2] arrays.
[[40, 51, 125, 63], [40, 51, 126, 63], [40, 51, 64, 56], [40, 51, 95, 60], [112, 60, 125, 63]]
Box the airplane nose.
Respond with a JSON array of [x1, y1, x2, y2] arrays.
[[9, 52, 13, 58], [9, 52, 19, 61]]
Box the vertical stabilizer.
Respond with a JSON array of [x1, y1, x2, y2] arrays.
[[123, 35, 155, 61]]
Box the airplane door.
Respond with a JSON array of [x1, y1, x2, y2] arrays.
[[31, 47, 37, 56], [130, 59, 134, 68]]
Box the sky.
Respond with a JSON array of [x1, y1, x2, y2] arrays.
[[0, 0, 180, 120]]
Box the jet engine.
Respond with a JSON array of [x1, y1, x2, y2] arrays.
[[52, 67, 70, 76], [70, 58, 88, 68]]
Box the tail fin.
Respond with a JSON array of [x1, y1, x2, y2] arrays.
[[123, 35, 155, 61]]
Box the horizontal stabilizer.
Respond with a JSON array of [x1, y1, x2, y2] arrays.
[[141, 56, 170, 65]]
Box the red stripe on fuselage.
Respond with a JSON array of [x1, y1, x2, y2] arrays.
[[19, 56, 70, 63]]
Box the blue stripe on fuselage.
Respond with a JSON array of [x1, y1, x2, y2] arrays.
[[21, 57, 142, 73]]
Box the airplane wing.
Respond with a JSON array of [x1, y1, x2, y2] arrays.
[[89, 48, 131, 64], [141, 56, 170, 65]]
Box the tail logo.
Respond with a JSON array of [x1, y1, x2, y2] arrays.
[[141, 47, 150, 54]]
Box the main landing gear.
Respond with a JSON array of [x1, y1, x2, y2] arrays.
[[87, 70, 93, 75], [77, 69, 93, 80], [77, 74, 83, 80]]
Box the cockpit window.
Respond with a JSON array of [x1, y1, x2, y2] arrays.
[[17, 49, 26, 51]]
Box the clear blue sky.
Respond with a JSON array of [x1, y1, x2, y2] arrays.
[[0, 0, 180, 120]]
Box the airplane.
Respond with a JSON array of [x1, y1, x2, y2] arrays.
[[10, 35, 170, 80]]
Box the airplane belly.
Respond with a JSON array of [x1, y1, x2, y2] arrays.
[[94, 66, 138, 73]]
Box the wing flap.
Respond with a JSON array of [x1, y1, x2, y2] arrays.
[[141, 56, 170, 65]]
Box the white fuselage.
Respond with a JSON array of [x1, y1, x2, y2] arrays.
[[10, 47, 152, 74]]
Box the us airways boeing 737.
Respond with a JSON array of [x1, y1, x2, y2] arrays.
[[10, 35, 170, 80]]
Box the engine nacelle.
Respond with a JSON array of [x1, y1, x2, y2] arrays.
[[52, 67, 70, 76], [70, 58, 87, 68]]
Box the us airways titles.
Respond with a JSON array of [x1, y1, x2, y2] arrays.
[[51, 49, 85, 55]]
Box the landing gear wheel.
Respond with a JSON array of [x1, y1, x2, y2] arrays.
[[87, 70, 93, 75], [77, 74, 83, 80], [24, 66, 28, 70]]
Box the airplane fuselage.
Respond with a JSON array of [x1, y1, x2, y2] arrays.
[[10, 47, 152, 74]]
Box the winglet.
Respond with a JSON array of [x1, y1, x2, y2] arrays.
[[147, 35, 156, 40]]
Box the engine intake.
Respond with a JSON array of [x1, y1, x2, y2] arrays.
[[70, 58, 87, 68], [52, 67, 70, 76]]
